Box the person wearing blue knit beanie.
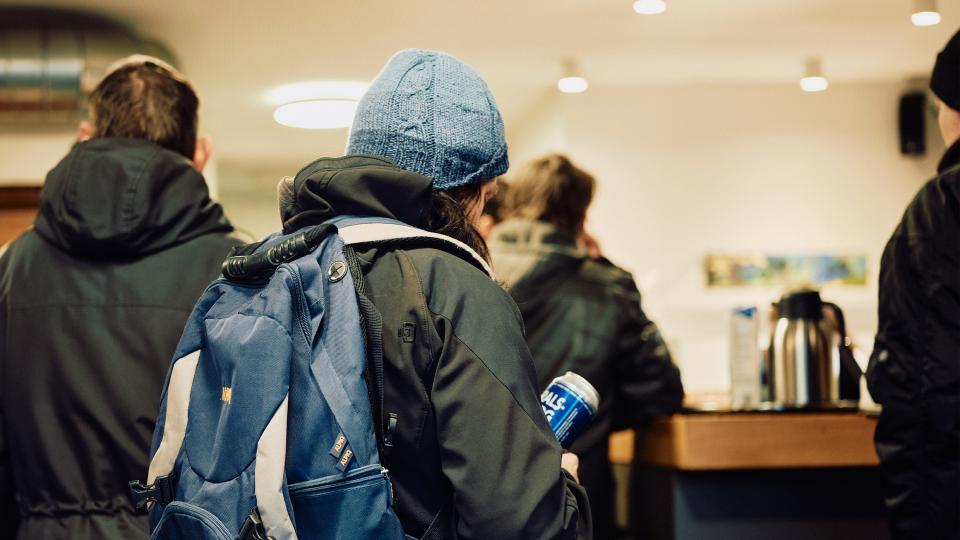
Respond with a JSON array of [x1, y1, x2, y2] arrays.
[[277, 49, 592, 539], [347, 48, 509, 192], [343, 49, 509, 261]]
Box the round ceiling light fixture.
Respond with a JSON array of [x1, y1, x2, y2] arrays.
[[267, 81, 369, 129], [633, 0, 666, 15], [558, 59, 588, 94], [911, 0, 941, 26], [273, 101, 360, 130], [558, 76, 588, 94], [800, 58, 828, 93]]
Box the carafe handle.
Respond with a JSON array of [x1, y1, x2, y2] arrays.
[[824, 302, 863, 403]]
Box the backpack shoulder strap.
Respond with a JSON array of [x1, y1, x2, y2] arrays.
[[337, 220, 495, 280]]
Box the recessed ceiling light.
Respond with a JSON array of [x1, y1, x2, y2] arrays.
[[911, 0, 941, 26], [267, 80, 369, 129], [633, 0, 666, 15], [800, 58, 828, 93]]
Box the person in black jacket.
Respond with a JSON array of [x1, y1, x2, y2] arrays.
[[866, 29, 960, 540], [279, 49, 590, 540], [488, 154, 684, 539], [0, 56, 241, 540]]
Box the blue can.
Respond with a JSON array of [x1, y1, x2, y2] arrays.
[[540, 371, 600, 449]]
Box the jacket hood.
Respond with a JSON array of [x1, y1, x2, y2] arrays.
[[487, 218, 583, 286], [35, 138, 233, 258], [281, 154, 433, 234]]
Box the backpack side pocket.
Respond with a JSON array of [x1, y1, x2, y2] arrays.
[[151, 501, 232, 540], [289, 464, 405, 539]]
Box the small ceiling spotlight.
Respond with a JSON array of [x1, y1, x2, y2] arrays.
[[557, 59, 588, 94], [633, 0, 666, 15], [800, 58, 828, 93], [911, 0, 941, 26]]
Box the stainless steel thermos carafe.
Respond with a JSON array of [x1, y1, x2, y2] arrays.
[[767, 290, 860, 409]]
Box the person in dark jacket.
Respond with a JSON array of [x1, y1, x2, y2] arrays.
[[488, 154, 684, 539], [0, 56, 241, 540], [277, 49, 591, 540], [866, 29, 960, 540]]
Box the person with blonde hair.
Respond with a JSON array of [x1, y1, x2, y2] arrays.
[[489, 154, 683, 539]]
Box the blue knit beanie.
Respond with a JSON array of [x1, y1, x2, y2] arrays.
[[347, 49, 509, 191]]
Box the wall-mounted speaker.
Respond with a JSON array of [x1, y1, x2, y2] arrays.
[[899, 92, 926, 156]]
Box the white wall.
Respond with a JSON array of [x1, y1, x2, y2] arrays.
[[0, 130, 222, 194], [217, 161, 300, 241], [507, 81, 944, 393], [0, 131, 76, 185]]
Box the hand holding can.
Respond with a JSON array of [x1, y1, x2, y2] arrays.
[[540, 371, 600, 449]]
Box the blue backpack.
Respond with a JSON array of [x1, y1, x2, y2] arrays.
[[129, 217, 492, 540]]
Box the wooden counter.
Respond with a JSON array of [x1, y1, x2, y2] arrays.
[[609, 411, 879, 470]]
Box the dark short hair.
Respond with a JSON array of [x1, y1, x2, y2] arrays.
[[505, 154, 595, 237], [87, 60, 199, 158]]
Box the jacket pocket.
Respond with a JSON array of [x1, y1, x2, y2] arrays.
[[289, 464, 405, 539], [151, 501, 232, 540]]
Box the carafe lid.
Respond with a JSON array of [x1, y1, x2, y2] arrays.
[[778, 289, 823, 320]]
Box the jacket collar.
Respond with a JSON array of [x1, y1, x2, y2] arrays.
[[35, 138, 232, 258], [487, 219, 588, 289], [938, 137, 960, 174], [488, 218, 580, 254], [282, 155, 433, 234]]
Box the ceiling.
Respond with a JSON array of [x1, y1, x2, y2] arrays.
[[4, 0, 959, 165]]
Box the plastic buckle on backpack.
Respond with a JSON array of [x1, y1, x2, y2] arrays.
[[384, 412, 399, 449], [236, 507, 275, 540], [128, 475, 174, 511]]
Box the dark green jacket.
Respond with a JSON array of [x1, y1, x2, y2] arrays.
[[489, 218, 684, 538], [867, 139, 960, 540], [0, 138, 241, 540], [281, 156, 591, 540]]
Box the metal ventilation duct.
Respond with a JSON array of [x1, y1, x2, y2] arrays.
[[0, 7, 176, 125]]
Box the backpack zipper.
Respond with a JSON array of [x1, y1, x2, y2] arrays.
[[287, 464, 389, 494]]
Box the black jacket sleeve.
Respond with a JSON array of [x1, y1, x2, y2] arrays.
[[423, 255, 591, 540], [608, 274, 684, 431]]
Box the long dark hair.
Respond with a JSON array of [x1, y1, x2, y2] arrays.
[[426, 183, 490, 262]]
